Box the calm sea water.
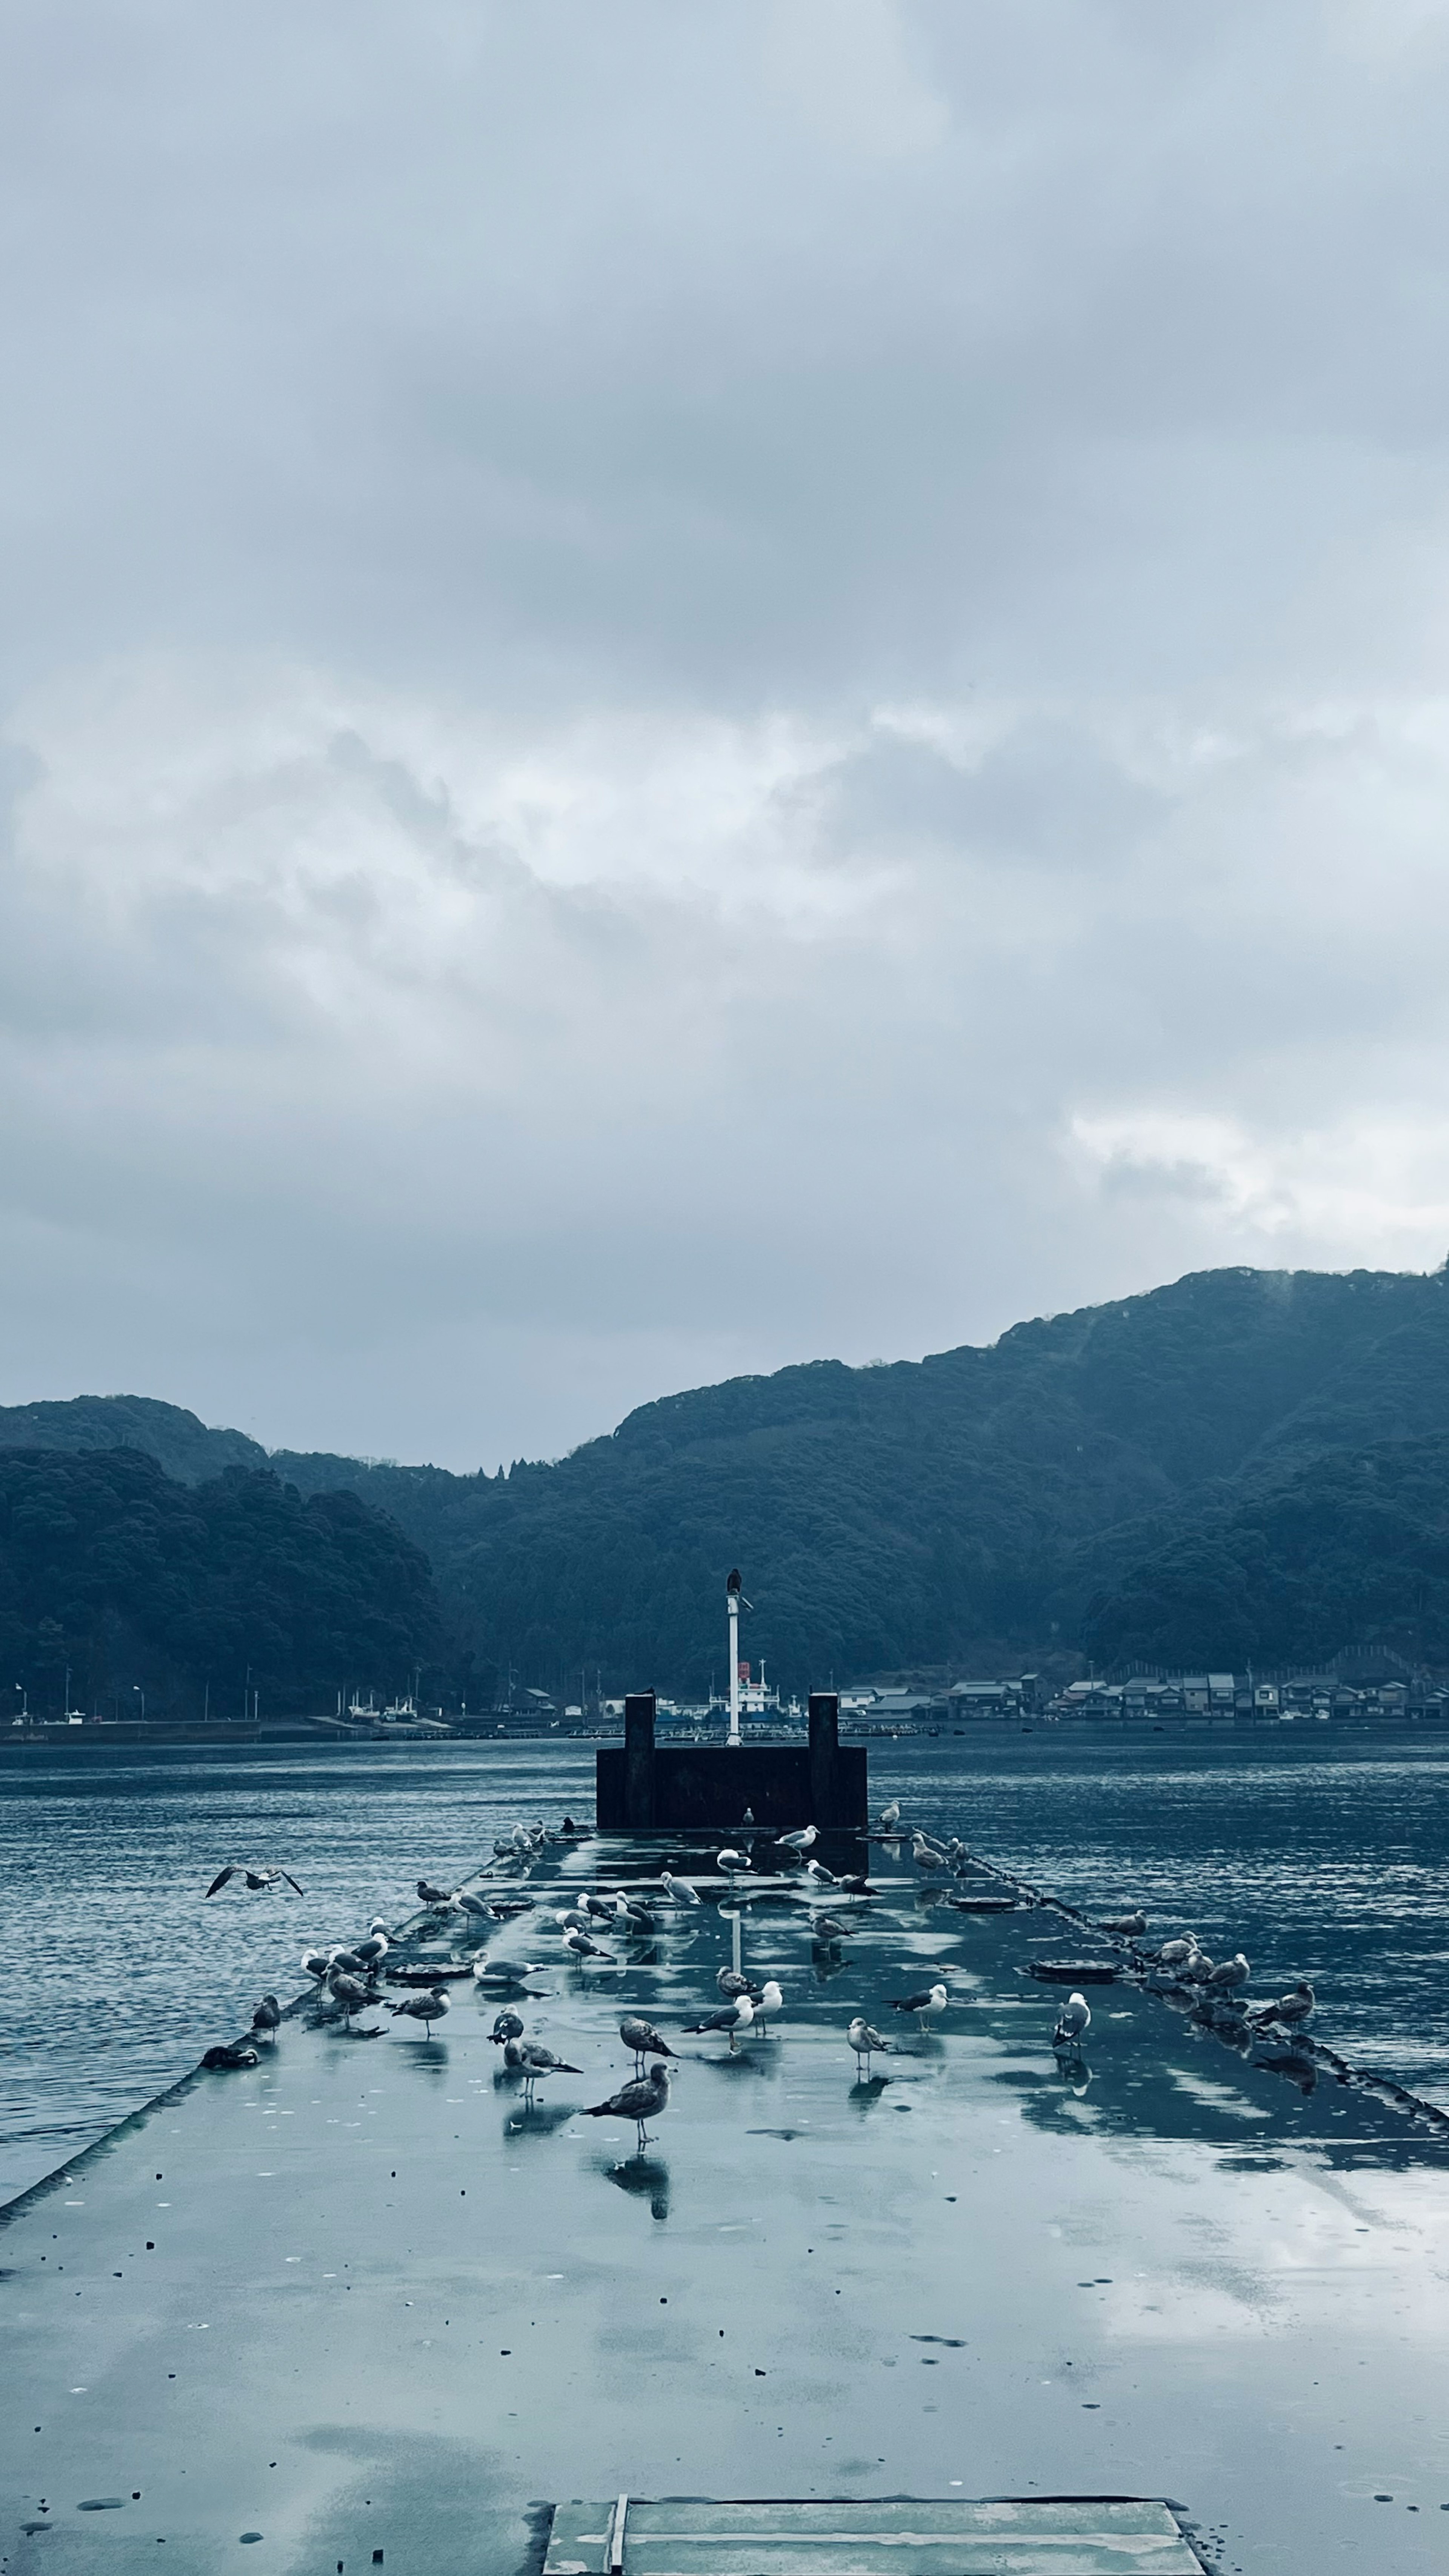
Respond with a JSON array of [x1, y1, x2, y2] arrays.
[[3, 1732, 1447, 2202]]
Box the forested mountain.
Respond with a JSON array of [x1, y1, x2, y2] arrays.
[[10, 1263, 1449, 1689], [0, 1450, 439, 1718], [1082, 1434, 1449, 1671]]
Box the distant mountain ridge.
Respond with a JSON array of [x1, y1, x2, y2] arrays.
[[9, 1263, 1449, 1685]]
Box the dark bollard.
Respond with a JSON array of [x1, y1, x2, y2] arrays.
[[624, 1691, 656, 1829], [809, 1691, 839, 1825]]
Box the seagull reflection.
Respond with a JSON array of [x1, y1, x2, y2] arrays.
[[503, 2099, 577, 2138], [598, 2154, 671, 2221], [1256, 2045, 1318, 2096], [848, 2074, 891, 2113]]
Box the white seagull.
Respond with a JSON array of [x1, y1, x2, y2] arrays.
[[847, 2015, 892, 2076], [888, 1980, 948, 2031], [1052, 1991, 1092, 2051]]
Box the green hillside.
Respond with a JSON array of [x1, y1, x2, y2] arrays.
[[1082, 1434, 1449, 1670], [9, 1264, 1449, 1688], [0, 1450, 440, 1719]]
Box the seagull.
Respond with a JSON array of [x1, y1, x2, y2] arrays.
[[416, 1878, 453, 1907], [488, 2009, 525, 2045], [503, 2037, 582, 2101], [202, 2040, 260, 2070], [686, 1995, 755, 2050], [300, 1948, 332, 1983], [776, 1826, 817, 1856], [717, 1966, 756, 2000], [1181, 1949, 1215, 1985], [1097, 1911, 1148, 1937], [803, 1857, 838, 1886], [716, 1849, 751, 1887], [564, 1930, 616, 1964], [1252, 1980, 1315, 2034], [911, 1834, 948, 1868], [835, 1873, 874, 1896], [352, 1925, 389, 1971], [616, 1900, 656, 1937], [811, 1913, 857, 1944], [753, 1979, 783, 2036], [250, 1995, 282, 2039], [1052, 1990, 1092, 2051], [205, 1863, 304, 1898], [620, 2016, 677, 2074], [888, 1981, 948, 2031], [583, 2062, 672, 2151], [389, 1987, 451, 2043], [1154, 1933, 1199, 1974], [660, 1871, 701, 1906], [584, 1894, 617, 1923], [1206, 1952, 1251, 1995], [877, 1801, 902, 1833], [328, 1970, 373, 2026], [847, 2015, 892, 2076], [455, 1891, 493, 1928], [327, 1947, 371, 1979]]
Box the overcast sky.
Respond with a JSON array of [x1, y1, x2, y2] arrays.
[[5, 2, 1449, 1469]]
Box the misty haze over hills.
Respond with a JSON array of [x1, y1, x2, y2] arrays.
[[6, 1263, 1449, 1711]]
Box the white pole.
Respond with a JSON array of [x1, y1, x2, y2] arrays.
[[727, 1590, 741, 1747]]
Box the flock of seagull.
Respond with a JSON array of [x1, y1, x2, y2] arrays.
[[201, 1799, 1319, 2111]]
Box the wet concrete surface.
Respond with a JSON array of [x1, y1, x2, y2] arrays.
[[3, 1838, 1449, 2573]]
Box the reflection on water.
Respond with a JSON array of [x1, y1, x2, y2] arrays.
[[598, 2151, 670, 2220]]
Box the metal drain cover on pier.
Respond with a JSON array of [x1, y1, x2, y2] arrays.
[[543, 2495, 1209, 2575]]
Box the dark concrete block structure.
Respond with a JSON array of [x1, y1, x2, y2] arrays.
[[596, 1691, 867, 1831]]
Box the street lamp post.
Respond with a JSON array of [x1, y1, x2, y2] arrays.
[[132, 1684, 145, 1722]]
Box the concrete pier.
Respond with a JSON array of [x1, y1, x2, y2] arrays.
[[597, 1691, 868, 1831], [5, 1835, 1449, 2573]]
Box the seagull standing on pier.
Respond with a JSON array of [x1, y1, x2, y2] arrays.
[[686, 1995, 755, 2050], [389, 1987, 451, 2043], [877, 1802, 902, 1834], [489, 2010, 525, 2045], [1206, 1952, 1251, 1996], [503, 2037, 582, 2102], [660, 1871, 701, 1907], [565, 1929, 617, 1965], [583, 2062, 672, 2151], [1252, 1981, 1315, 2035], [620, 2017, 677, 2074], [250, 1995, 282, 2039], [753, 1979, 783, 2036], [776, 1826, 817, 1857], [1052, 1991, 1092, 2053], [416, 1877, 453, 1907], [846, 2016, 892, 2076], [888, 1980, 948, 2032], [716, 1849, 751, 1891]]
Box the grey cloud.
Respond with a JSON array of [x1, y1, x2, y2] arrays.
[[4, 3, 1449, 1464]]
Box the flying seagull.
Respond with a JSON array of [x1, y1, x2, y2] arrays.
[[888, 1981, 948, 2031], [847, 2015, 892, 2076], [583, 2062, 672, 2151], [620, 2016, 677, 2074], [205, 1863, 304, 1898], [389, 1987, 451, 2043], [1052, 1991, 1092, 2051]]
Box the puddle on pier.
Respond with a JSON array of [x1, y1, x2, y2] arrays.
[[3, 1834, 1449, 2574]]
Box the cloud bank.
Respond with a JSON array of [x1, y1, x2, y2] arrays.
[[4, 2, 1449, 1465]]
